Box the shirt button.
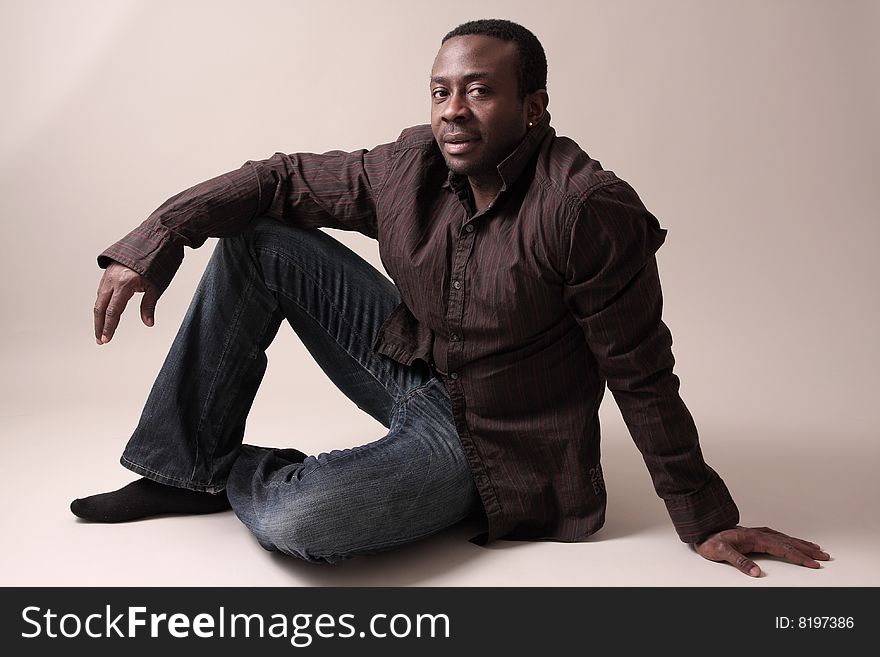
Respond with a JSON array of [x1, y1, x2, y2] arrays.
[[452, 280, 462, 290], [450, 333, 460, 342], [449, 372, 459, 380], [465, 223, 475, 233]]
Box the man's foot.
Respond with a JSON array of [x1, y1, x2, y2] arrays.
[[70, 477, 231, 522]]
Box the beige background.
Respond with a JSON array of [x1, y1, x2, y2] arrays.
[[1, 0, 877, 586]]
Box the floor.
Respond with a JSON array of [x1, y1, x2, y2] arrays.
[[2, 329, 876, 588]]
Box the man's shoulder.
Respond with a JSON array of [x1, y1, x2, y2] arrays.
[[391, 125, 436, 153], [537, 131, 622, 204]]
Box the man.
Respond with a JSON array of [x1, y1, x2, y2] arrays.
[[72, 19, 829, 575]]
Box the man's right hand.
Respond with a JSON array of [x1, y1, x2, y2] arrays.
[[94, 262, 160, 344]]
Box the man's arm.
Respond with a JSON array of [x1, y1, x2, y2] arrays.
[[94, 143, 394, 343], [561, 180, 829, 575]]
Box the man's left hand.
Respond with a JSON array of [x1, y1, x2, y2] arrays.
[[693, 525, 830, 577]]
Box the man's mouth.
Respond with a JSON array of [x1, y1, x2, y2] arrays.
[[442, 134, 480, 155]]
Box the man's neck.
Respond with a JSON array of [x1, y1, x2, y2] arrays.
[[467, 173, 503, 213]]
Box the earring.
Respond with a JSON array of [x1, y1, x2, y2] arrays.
[[528, 121, 534, 128]]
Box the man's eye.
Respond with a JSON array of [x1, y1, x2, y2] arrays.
[[431, 89, 448, 99], [469, 87, 489, 96]]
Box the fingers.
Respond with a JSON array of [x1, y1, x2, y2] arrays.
[[94, 286, 112, 343], [94, 263, 158, 344], [755, 527, 829, 556], [140, 284, 159, 327], [98, 285, 135, 344], [694, 526, 831, 577], [717, 543, 762, 577], [754, 534, 826, 569]]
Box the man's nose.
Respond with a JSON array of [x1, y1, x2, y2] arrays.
[[442, 91, 470, 122]]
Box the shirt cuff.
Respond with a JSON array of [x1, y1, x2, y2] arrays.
[[664, 468, 740, 543], [96, 225, 184, 294]]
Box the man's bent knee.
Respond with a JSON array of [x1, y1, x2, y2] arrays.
[[257, 506, 352, 565]]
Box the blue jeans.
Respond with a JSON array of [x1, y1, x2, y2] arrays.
[[120, 218, 483, 563]]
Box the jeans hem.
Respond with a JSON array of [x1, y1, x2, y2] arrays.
[[120, 454, 226, 494]]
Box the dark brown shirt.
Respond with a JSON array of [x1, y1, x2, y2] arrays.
[[99, 112, 739, 544]]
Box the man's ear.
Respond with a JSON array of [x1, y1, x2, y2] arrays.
[[526, 89, 549, 125]]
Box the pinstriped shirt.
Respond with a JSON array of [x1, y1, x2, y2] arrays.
[[99, 112, 739, 545]]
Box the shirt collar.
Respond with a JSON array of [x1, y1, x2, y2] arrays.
[[442, 111, 552, 194]]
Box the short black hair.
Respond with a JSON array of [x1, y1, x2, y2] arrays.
[[442, 19, 547, 99]]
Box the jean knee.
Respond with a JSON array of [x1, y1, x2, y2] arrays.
[[255, 494, 350, 565], [212, 217, 297, 263], [246, 216, 329, 256]]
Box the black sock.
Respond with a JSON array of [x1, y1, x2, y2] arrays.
[[70, 477, 231, 522]]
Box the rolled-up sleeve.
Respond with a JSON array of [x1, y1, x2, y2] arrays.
[[562, 180, 739, 542]]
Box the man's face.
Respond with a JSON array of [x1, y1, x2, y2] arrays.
[[430, 35, 529, 179]]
